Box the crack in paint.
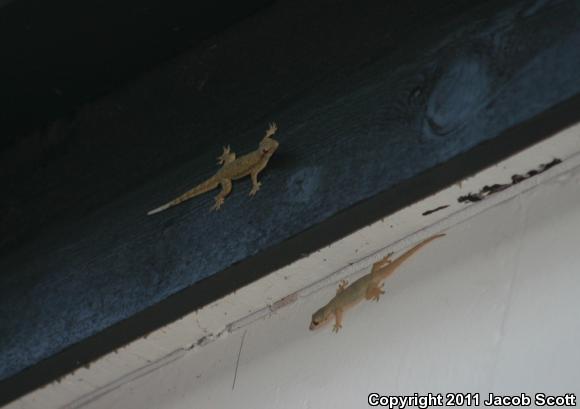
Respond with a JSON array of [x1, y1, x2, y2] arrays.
[[232, 330, 247, 390]]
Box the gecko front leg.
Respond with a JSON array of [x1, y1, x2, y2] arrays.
[[249, 170, 262, 196], [248, 150, 272, 196], [211, 179, 232, 211], [332, 308, 344, 333]]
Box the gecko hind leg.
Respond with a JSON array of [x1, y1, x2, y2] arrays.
[[371, 252, 393, 274], [336, 279, 349, 295], [332, 308, 343, 333], [378, 252, 393, 266], [365, 283, 385, 302], [210, 179, 232, 211]]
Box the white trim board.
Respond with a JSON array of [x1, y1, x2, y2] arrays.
[[7, 122, 580, 409]]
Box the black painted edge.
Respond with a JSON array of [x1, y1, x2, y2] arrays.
[[2, 93, 580, 406]]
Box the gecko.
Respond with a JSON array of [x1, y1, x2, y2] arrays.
[[148, 122, 279, 215], [309, 233, 445, 333]]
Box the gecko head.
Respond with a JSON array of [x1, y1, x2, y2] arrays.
[[309, 307, 333, 331], [217, 145, 236, 165], [259, 135, 279, 157]]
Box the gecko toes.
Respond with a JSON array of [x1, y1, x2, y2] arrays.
[[211, 198, 224, 211], [249, 183, 261, 196]]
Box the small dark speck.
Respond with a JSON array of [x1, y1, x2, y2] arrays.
[[422, 204, 450, 216], [410, 86, 423, 99]]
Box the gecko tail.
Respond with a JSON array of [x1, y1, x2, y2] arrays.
[[393, 232, 445, 264], [372, 233, 446, 280], [147, 178, 219, 216], [147, 203, 172, 216]]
